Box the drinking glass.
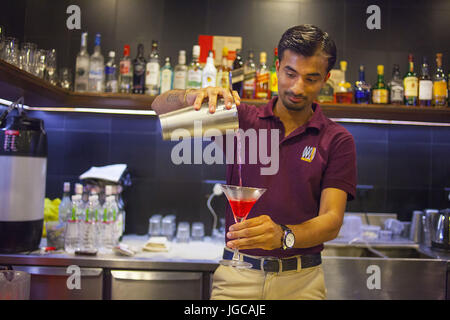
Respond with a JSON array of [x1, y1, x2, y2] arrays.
[[4, 37, 19, 67], [45, 48, 58, 85], [19, 42, 37, 73], [59, 67, 73, 90]]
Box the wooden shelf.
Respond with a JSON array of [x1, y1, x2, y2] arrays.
[[1, 59, 449, 123]]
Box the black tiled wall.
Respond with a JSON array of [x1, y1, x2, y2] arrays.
[[22, 109, 450, 234]]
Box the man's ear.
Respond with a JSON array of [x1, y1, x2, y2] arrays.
[[325, 72, 331, 82]]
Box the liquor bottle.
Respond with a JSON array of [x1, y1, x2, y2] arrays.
[[317, 80, 334, 103], [216, 47, 230, 89], [74, 32, 90, 92], [146, 40, 160, 95], [354, 65, 371, 104], [186, 45, 202, 89], [418, 56, 432, 106], [119, 45, 133, 93], [335, 61, 353, 103], [202, 50, 217, 88], [389, 64, 404, 105], [432, 53, 447, 107], [270, 47, 278, 98], [231, 49, 244, 96], [243, 50, 256, 99], [59, 182, 72, 224], [173, 50, 187, 90], [255, 51, 269, 99], [105, 51, 118, 93], [372, 65, 389, 104], [88, 33, 105, 93], [403, 54, 418, 106], [160, 57, 173, 94], [132, 43, 146, 94]]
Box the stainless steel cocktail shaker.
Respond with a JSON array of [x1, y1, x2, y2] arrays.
[[158, 100, 238, 140]]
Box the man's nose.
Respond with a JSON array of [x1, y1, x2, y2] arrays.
[[290, 77, 305, 95]]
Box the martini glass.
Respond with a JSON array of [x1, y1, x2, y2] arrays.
[[220, 184, 267, 269]]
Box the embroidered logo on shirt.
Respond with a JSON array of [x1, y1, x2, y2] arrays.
[[301, 146, 316, 163]]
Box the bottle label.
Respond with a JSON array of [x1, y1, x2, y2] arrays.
[[243, 70, 256, 91], [231, 68, 244, 84], [256, 71, 269, 99], [270, 71, 278, 94], [105, 66, 116, 76], [160, 70, 173, 94], [120, 60, 131, 75], [418, 80, 433, 100], [390, 85, 404, 102], [173, 70, 187, 89], [187, 69, 202, 89], [146, 62, 160, 86], [433, 81, 447, 98], [134, 63, 145, 76], [372, 89, 388, 103], [404, 77, 418, 97]]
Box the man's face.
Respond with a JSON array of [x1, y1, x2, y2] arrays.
[[276, 49, 330, 111]]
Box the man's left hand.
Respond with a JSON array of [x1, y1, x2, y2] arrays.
[[226, 215, 284, 250]]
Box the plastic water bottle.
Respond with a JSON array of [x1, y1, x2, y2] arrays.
[[64, 195, 81, 253], [59, 182, 72, 223], [81, 194, 99, 251], [100, 195, 117, 253]]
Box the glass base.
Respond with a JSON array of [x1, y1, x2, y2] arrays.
[[219, 259, 253, 269]]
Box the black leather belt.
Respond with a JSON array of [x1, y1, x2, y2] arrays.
[[223, 249, 321, 273]]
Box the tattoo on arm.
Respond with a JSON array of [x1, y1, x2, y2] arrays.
[[166, 90, 184, 106]]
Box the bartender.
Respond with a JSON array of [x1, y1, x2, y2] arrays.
[[152, 24, 357, 300]]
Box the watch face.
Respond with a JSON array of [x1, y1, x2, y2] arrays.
[[285, 232, 295, 248]]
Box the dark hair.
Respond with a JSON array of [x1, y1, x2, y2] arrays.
[[278, 24, 337, 73]]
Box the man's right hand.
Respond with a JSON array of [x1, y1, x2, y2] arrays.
[[151, 87, 241, 116], [186, 87, 241, 114]]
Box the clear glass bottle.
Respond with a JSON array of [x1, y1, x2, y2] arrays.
[[389, 64, 404, 105], [59, 182, 71, 224], [119, 45, 133, 93], [255, 51, 269, 99], [187, 45, 202, 89], [160, 57, 173, 94], [242, 50, 256, 99], [88, 33, 104, 92], [231, 49, 244, 96], [105, 51, 118, 93], [354, 65, 371, 104], [216, 47, 230, 89], [132, 43, 146, 94], [146, 40, 160, 95], [335, 61, 353, 103], [418, 56, 432, 106], [64, 194, 81, 253], [173, 50, 187, 90], [432, 53, 447, 107], [74, 32, 90, 92]]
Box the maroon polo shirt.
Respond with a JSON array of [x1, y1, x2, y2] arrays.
[[225, 97, 357, 258]]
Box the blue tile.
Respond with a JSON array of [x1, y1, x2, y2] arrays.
[[64, 113, 111, 132], [388, 125, 431, 144], [111, 114, 159, 134]]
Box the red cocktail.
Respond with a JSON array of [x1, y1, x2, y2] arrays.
[[220, 184, 266, 269]]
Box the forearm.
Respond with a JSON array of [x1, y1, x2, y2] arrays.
[[151, 89, 187, 115], [288, 212, 342, 249]]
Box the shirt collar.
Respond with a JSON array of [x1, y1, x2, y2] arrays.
[[258, 97, 326, 132]]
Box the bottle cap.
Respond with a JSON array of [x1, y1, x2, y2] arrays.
[[109, 51, 115, 58], [340, 61, 347, 72], [260, 52, 267, 63], [75, 183, 83, 195], [193, 45, 200, 57], [274, 47, 278, 57], [105, 185, 112, 196], [222, 47, 228, 57], [64, 182, 70, 193], [377, 65, 384, 75], [123, 45, 130, 56]]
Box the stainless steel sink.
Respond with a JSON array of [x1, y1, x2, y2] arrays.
[[322, 245, 436, 259]]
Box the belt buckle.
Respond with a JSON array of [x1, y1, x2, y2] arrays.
[[260, 257, 280, 273]]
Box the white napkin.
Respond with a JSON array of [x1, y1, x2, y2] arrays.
[[80, 164, 127, 183], [143, 236, 171, 252]]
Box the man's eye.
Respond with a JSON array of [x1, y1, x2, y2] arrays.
[[306, 78, 317, 83], [286, 72, 295, 78]]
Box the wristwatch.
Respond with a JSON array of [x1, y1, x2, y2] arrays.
[[280, 224, 295, 250]]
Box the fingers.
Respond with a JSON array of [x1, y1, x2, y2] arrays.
[[222, 88, 234, 109], [193, 90, 205, 110], [227, 234, 267, 250], [232, 90, 241, 106], [207, 87, 218, 113]]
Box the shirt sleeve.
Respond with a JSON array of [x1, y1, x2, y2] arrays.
[[321, 131, 357, 201]]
